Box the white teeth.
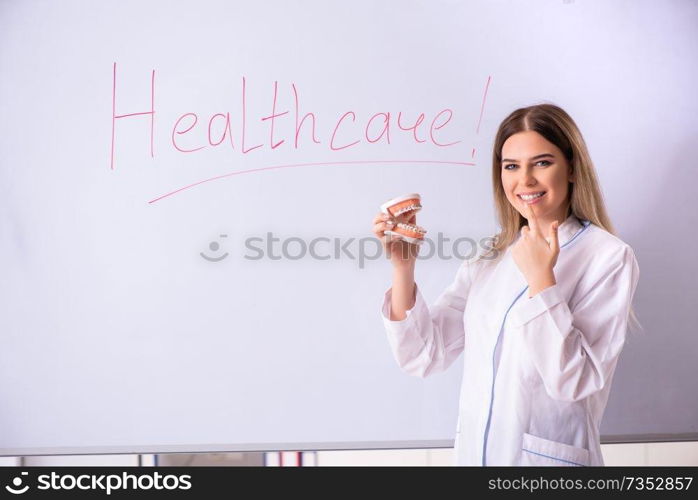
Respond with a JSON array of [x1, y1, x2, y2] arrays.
[[397, 222, 426, 234], [393, 204, 422, 216], [519, 192, 545, 200]]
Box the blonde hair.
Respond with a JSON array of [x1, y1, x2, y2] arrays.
[[484, 103, 642, 336]]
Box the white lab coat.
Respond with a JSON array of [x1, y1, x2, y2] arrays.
[[380, 213, 640, 466]]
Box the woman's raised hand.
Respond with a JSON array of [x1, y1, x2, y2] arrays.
[[371, 211, 419, 268]]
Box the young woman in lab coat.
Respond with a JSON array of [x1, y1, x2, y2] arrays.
[[372, 103, 640, 466]]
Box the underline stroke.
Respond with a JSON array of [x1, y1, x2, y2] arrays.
[[147, 159, 476, 204]]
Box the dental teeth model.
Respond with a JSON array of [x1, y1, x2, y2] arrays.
[[380, 193, 427, 245]]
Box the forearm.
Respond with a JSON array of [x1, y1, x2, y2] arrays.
[[390, 264, 416, 320]]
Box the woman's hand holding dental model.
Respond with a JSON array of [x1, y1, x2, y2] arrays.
[[372, 194, 426, 320], [372, 210, 419, 269]]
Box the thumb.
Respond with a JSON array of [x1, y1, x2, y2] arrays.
[[548, 220, 560, 250]]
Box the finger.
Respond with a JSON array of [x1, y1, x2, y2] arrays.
[[525, 201, 540, 235], [373, 212, 392, 225], [518, 226, 528, 244], [373, 220, 395, 237], [520, 199, 531, 224], [549, 220, 560, 252]]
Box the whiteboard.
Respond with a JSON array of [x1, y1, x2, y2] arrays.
[[1, 0, 696, 455]]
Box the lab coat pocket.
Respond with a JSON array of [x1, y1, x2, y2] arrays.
[[521, 432, 590, 466]]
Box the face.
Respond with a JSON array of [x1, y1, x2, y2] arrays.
[[500, 130, 574, 225]]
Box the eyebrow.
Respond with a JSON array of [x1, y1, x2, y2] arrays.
[[501, 153, 555, 163]]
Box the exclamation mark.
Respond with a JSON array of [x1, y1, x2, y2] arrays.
[[472, 75, 492, 161]]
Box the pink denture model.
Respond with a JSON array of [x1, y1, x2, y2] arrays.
[[380, 193, 427, 245]]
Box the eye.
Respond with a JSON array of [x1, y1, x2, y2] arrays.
[[503, 160, 551, 170]]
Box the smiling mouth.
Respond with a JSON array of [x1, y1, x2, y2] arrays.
[[517, 191, 546, 201]]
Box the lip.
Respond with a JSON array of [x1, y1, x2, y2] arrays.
[[517, 191, 546, 205]]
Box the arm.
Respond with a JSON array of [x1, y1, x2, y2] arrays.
[[380, 258, 478, 378], [508, 245, 640, 402], [389, 265, 417, 321]]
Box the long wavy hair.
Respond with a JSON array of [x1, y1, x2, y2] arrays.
[[484, 103, 641, 335]]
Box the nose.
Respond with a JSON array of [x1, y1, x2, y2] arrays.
[[518, 165, 538, 186]]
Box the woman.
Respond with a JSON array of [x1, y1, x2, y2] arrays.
[[372, 103, 641, 466]]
